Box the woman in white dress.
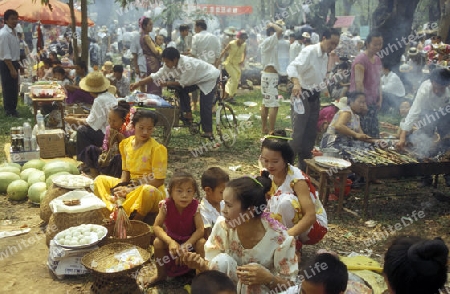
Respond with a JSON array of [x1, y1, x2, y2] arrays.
[[260, 131, 328, 252], [181, 175, 298, 294]]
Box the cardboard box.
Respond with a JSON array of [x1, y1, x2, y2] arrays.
[[10, 148, 40, 164], [37, 129, 66, 158], [48, 240, 98, 279]]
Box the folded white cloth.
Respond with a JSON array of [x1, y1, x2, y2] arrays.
[[50, 190, 106, 214]]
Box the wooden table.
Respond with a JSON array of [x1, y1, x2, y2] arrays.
[[351, 161, 450, 216], [304, 159, 352, 216], [30, 96, 65, 130]]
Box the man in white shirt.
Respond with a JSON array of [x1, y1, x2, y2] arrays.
[[397, 69, 450, 187], [131, 47, 220, 139], [0, 9, 21, 117], [260, 22, 283, 135], [117, 26, 123, 52], [190, 20, 221, 113], [398, 69, 450, 146], [287, 28, 340, 171], [381, 61, 406, 113], [191, 20, 221, 65]]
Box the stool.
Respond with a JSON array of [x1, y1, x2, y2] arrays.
[[304, 159, 352, 215]]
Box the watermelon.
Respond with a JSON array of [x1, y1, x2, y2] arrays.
[[28, 182, 47, 203], [0, 172, 21, 192], [69, 163, 80, 175], [7, 180, 29, 201], [0, 162, 22, 170], [23, 159, 46, 171], [20, 168, 40, 182], [28, 171, 46, 186], [0, 166, 21, 175], [43, 161, 73, 178]]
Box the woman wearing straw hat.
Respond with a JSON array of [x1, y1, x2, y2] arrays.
[[65, 71, 118, 160]]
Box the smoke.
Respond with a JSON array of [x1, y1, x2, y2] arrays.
[[408, 131, 438, 159]]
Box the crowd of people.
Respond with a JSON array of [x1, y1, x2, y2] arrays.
[[0, 7, 449, 293]]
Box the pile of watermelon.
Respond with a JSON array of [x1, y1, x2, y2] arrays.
[[0, 159, 80, 204]]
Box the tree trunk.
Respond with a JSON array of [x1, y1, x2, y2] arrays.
[[342, 0, 355, 15], [68, 0, 79, 63], [439, 0, 450, 43], [372, 0, 420, 67], [261, 0, 265, 20], [81, 0, 88, 63]]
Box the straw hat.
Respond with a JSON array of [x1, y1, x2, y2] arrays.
[[332, 97, 348, 110], [302, 32, 311, 39], [79, 71, 110, 93], [108, 85, 117, 95], [408, 47, 418, 56], [224, 26, 237, 36], [275, 19, 285, 27], [102, 61, 113, 72]]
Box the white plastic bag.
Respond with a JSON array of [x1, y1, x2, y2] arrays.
[[291, 94, 305, 114]]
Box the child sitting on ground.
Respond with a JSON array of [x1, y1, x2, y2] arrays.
[[191, 270, 236, 294], [200, 167, 229, 239], [149, 171, 205, 285], [299, 253, 348, 294], [52, 66, 72, 86], [78, 101, 132, 178]]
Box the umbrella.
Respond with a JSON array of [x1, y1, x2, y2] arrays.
[[0, 0, 94, 27]]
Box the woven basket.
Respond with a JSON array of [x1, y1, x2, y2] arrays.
[[45, 208, 110, 246], [99, 220, 154, 250], [40, 184, 73, 224], [81, 242, 151, 278]]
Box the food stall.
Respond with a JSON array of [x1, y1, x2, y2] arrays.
[[344, 147, 450, 216], [29, 82, 66, 130]]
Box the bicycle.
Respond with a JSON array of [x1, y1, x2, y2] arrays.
[[214, 76, 239, 148], [137, 75, 238, 148]]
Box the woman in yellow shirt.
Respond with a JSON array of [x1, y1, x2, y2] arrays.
[[217, 31, 247, 103], [94, 108, 167, 220]]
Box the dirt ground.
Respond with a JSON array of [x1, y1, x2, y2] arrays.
[[1, 148, 450, 294]]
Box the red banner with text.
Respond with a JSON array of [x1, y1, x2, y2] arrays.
[[195, 4, 253, 15]]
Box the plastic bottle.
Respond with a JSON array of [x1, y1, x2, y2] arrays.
[[23, 122, 32, 139], [36, 110, 45, 133]]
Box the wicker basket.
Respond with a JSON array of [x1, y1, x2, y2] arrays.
[[81, 242, 151, 278], [99, 220, 154, 249], [40, 184, 73, 224]]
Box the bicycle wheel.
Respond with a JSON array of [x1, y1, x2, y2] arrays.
[[216, 103, 238, 148], [152, 109, 172, 146]]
